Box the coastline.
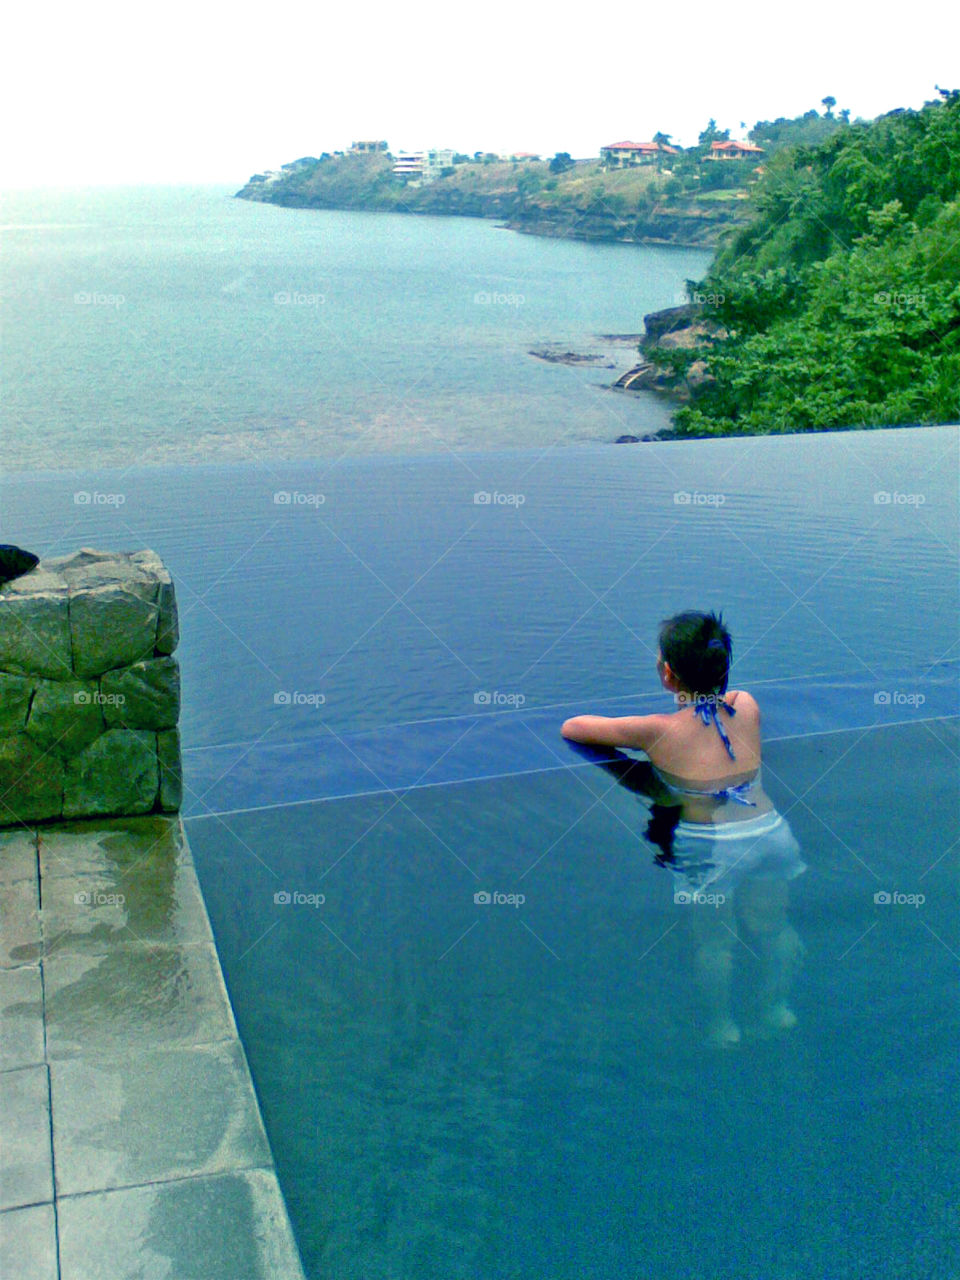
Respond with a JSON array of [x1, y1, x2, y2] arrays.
[[239, 198, 739, 250], [235, 160, 749, 251]]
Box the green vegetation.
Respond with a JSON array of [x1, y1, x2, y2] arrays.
[[237, 149, 756, 246], [748, 106, 847, 154], [669, 91, 960, 436]]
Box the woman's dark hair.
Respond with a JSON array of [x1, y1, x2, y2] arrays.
[[658, 610, 732, 698]]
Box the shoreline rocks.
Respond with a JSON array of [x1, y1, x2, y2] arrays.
[[529, 348, 615, 367], [612, 304, 725, 404]]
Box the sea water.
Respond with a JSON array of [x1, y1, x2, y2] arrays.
[[1, 184, 710, 472]]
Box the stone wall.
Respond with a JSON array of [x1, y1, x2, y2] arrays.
[[0, 548, 181, 824]]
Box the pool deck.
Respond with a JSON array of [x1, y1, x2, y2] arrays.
[[0, 817, 306, 1279]]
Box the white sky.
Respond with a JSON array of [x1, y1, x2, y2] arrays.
[[2, 0, 958, 186]]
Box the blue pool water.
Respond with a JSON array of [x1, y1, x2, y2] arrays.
[[186, 719, 959, 1279], [5, 425, 955, 1279], [2, 428, 955, 764]]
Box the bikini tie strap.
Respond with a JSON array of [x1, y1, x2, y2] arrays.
[[712, 780, 757, 806], [692, 698, 737, 760]]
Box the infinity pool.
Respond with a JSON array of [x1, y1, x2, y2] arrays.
[[4, 425, 957, 1277], [187, 715, 959, 1279]]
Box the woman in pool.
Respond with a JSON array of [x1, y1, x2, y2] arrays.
[[561, 610, 805, 1047]]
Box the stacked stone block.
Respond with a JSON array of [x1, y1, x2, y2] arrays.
[[0, 548, 181, 824]]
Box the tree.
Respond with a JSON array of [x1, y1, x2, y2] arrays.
[[698, 120, 730, 146], [670, 94, 960, 437], [549, 152, 574, 173], [822, 96, 837, 116], [653, 131, 672, 146]]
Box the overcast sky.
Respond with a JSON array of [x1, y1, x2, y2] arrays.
[[3, 0, 957, 187]]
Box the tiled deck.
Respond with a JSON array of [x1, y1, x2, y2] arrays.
[[0, 818, 306, 1279]]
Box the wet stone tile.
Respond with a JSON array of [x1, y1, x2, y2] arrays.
[[0, 1202, 58, 1280], [0, 830, 37, 886], [37, 814, 188, 881], [51, 1039, 271, 1196], [0, 965, 44, 1071], [44, 942, 236, 1061], [0, 1065, 53, 1211], [40, 854, 212, 958], [0, 872, 41, 968], [57, 1169, 306, 1280]]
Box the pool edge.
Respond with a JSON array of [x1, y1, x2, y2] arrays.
[[0, 817, 308, 1280]]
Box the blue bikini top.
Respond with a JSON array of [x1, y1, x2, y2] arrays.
[[654, 697, 758, 806]]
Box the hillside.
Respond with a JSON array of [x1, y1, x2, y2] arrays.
[[236, 152, 755, 247], [647, 92, 960, 435]]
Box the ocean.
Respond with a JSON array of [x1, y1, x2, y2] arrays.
[[1, 183, 711, 472]]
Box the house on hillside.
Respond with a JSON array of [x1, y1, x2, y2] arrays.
[[704, 140, 765, 161], [508, 152, 541, 162], [351, 140, 389, 153], [600, 141, 678, 169], [423, 149, 456, 179], [393, 149, 456, 183], [393, 152, 425, 180]]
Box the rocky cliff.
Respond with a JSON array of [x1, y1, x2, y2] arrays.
[[613, 304, 725, 406], [505, 203, 744, 247]]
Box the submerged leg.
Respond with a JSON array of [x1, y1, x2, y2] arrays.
[[738, 877, 804, 1033], [689, 895, 741, 1047]]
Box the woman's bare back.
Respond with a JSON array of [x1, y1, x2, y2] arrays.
[[644, 690, 763, 786]]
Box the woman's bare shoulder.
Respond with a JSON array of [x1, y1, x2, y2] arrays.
[[727, 689, 761, 718]]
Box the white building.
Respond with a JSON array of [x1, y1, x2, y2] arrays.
[[393, 152, 425, 180], [393, 148, 456, 184], [423, 149, 455, 179]]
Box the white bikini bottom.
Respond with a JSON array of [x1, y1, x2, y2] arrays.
[[668, 810, 806, 895]]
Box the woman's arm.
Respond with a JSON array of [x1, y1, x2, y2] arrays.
[[560, 713, 668, 752]]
